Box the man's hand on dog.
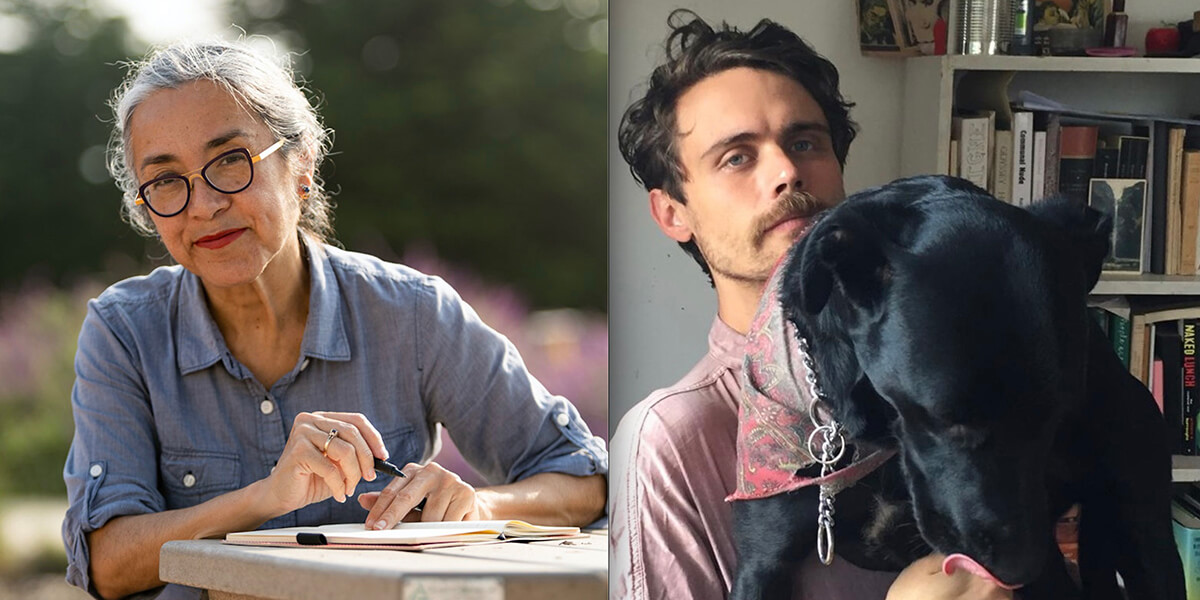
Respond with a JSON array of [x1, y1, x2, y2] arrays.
[[887, 554, 1014, 600]]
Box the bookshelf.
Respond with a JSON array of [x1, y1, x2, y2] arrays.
[[902, 55, 1200, 295], [900, 55, 1200, 482]]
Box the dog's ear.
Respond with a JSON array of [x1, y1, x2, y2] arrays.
[[783, 211, 890, 316], [1026, 198, 1112, 291]]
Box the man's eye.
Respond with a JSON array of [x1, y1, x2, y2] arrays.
[[790, 139, 815, 153], [724, 153, 748, 167]]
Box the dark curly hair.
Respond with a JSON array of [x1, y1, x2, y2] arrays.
[[618, 10, 858, 280]]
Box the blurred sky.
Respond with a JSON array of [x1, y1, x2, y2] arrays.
[[96, 0, 227, 42]]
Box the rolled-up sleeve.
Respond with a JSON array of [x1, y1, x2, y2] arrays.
[[62, 300, 163, 596], [415, 277, 607, 486]]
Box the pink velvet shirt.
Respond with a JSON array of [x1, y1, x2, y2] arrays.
[[610, 317, 900, 600]]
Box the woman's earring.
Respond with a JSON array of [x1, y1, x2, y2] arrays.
[[300, 184, 311, 199]]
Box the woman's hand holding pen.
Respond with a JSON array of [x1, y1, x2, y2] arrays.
[[358, 461, 484, 529], [261, 411, 389, 515]]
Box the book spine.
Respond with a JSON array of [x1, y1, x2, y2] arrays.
[[1012, 112, 1034, 206], [1168, 128, 1186, 275], [1151, 123, 1169, 275], [1059, 126, 1099, 205], [1186, 319, 1198, 455], [1044, 115, 1062, 199], [1032, 130, 1047, 203], [959, 117, 990, 190], [1112, 314, 1132, 369], [949, 139, 960, 178], [994, 130, 1012, 201], [1182, 150, 1200, 275], [1172, 511, 1200, 598]]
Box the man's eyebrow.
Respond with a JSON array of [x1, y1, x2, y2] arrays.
[[782, 121, 832, 138], [139, 130, 249, 170]]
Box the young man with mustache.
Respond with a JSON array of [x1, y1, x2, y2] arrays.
[[610, 10, 1012, 600]]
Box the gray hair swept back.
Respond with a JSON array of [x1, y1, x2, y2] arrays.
[[106, 38, 334, 242]]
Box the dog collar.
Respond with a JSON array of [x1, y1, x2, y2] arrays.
[[727, 255, 897, 564]]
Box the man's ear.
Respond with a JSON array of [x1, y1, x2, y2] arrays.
[[1027, 198, 1112, 292], [782, 210, 890, 317], [649, 188, 694, 243]]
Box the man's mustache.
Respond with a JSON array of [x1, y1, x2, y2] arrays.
[[753, 190, 828, 245]]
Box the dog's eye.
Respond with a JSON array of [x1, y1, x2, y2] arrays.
[[945, 424, 987, 450]]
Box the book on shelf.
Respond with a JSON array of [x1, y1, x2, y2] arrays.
[[1158, 323, 1185, 455], [1032, 130, 1047, 203], [1094, 146, 1120, 178], [1117, 134, 1151, 180], [1111, 312, 1132, 369], [1168, 127, 1187, 275], [949, 138, 959, 178], [1092, 299, 1200, 386], [1172, 498, 1200, 599], [1089, 178, 1147, 274], [993, 128, 1012, 201], [1040, 112, 1062, 201], [1184, 150, 1200, 276], [952, 111, 993, 191], [1060, 125, 1100, 204], [224, 520, 582, 549], [1187, 319, 1199, 455], [1150, 121, 1169, 275], [1011, 110, 1034, 206]]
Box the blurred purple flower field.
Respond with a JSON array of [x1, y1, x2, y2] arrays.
[[401, 247, 609, 487]]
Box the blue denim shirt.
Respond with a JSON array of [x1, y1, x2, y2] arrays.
[[62, 236, 607, 598]]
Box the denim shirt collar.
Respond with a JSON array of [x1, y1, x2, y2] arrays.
[[176, 233, 351, 376]]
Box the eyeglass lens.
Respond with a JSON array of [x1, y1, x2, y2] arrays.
[[141, 149, 254, 216]]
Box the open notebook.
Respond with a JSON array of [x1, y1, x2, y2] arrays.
[[224, 520, 582, 550]]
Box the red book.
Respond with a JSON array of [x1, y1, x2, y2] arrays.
[[1060, 125, 1099, 204]]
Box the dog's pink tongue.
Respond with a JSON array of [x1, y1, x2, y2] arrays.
[[941, 554, 1023, 590]]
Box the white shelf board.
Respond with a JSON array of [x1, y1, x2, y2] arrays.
[[1093, 275, 1200, 296], [921, 54, 1200, 74], [1174, 455, 1200, 482]]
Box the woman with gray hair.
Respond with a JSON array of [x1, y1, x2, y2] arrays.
[[62, 39, 607, 600]]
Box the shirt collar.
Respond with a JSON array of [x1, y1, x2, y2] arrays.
[[708, 315, 746, 371], [176, 233, 351, 376]]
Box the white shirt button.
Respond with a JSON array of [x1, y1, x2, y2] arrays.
[[89, 464, 103, 478], [300, 359, 310, 371], [555, 413, 570, 427], [183, 473, 197, 488], [260, 399, 275, 415]]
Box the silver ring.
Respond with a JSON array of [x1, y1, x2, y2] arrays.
[[322, 428, 338, 455]]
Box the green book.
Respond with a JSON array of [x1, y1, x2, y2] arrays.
[[1111, 313, 1132, 368], [1172, 501, 1200, 599]]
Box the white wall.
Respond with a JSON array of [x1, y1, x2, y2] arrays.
[[609, 0, 907, 421]]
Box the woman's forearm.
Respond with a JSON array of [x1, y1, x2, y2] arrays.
[[475, 472, 606, 526], [86, 479, 279, 600]]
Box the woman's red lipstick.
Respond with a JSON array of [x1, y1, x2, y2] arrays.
[[194, 228, 245, 250]]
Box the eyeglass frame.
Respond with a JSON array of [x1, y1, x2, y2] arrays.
[[134, 138, 287, 218]]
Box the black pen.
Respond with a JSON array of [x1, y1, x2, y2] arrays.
[[372, 458, 426, 511], [373, 457, 406, 478]]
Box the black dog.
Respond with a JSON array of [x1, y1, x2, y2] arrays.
[[730, 175, 1184, 600]]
